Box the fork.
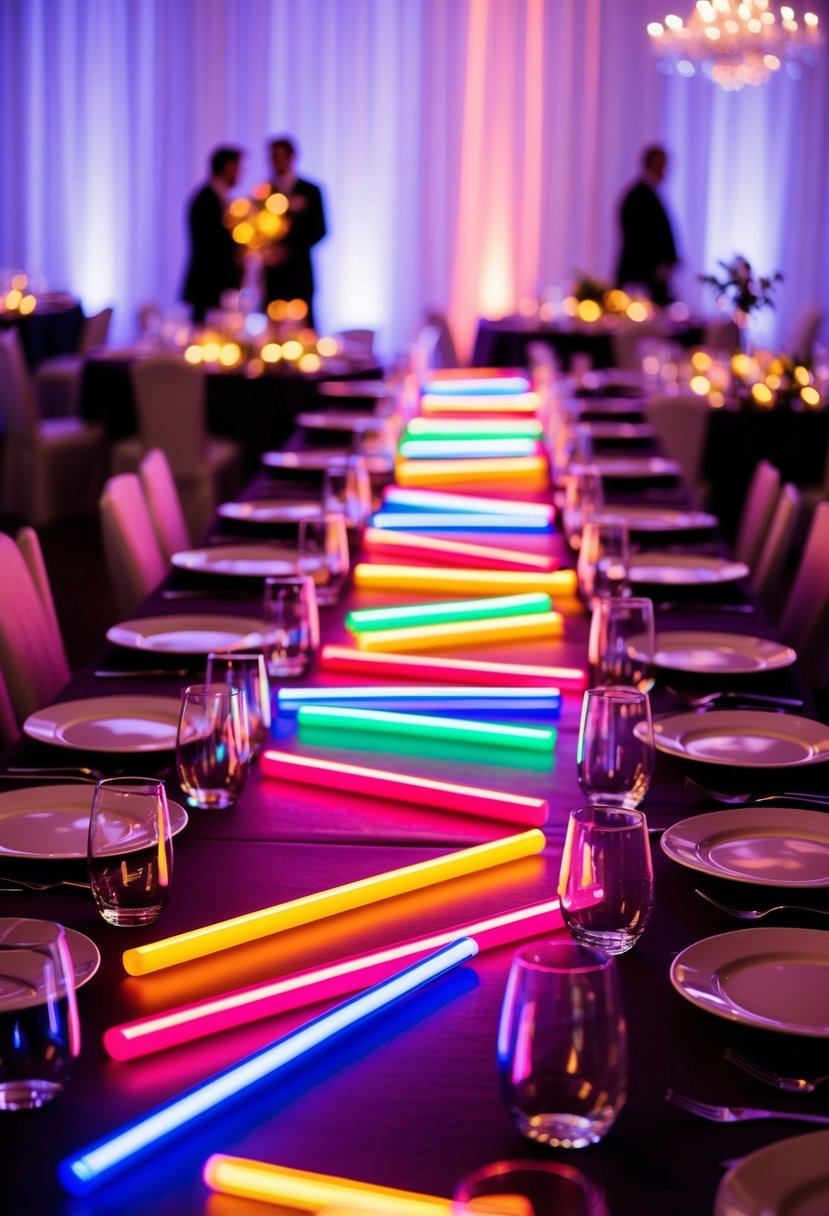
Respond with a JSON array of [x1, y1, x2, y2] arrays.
[[0, 877, 91, 892], [665, 1089, 829, 1125], [695, 888, 829, 921], [666, 687, 804, 710], [684, 776, 829, 807], [724, 1049, 829, 1094]]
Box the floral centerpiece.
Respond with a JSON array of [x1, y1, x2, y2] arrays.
[[699, 255, 782, 322], [562, 272, 652, 325]]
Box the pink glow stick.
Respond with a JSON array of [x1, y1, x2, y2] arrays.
[[259, 750, 548, 826], [104, 895, 602, 1061], [362, 528, 559, 572], [320, 645, 588, 691]]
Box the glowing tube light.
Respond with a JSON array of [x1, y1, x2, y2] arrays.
[[260, 749, 551, 825], [121, 829, 546, 977], [405, 417, 543, 439], [362, 528, 559, 571], [105, 897, 577, 1061], [352, 611, 563, 654], [421, 393, 540, 415], [395, 456, 549, 489], [276, 686, 561, 718], [398, 438, 542, 459], [353, 564, 577, 598], [423, 372, 532, 394], [297, 706, 556, 754], [381, 486, 553, 520], [369, 512, 552, 534], [320, 646, 588, 690], [345, 592, 552, 633], [59, 940, 477, 1195]]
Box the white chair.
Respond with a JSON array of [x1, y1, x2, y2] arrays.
[[751, 483, 801, 616], [778, 501, 829, 693], [787, 303, 823, 363], [611, 318, 664, 372], [419, 311, 459, 369], [644, 394, 711, 502], [112, 355, 242, 542], [334, 329, 376, 358], [35, 306, 114, 417], [0, 666, 18, 749], [0, 529, 71, 728], [16, 525, 71, 677], [99, 473, 168, 616], [138, 448, 191, 560], [732, 459, 781, 570], [0, 327, 107, 525]]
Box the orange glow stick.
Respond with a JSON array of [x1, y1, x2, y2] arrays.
[[320, 646, 588, 689], [420, 392, 540, 415], [353, 611, 562, 653], [353, 564, 577, 597], [362, 528, 559, 572], [395, 455, 549, 488]]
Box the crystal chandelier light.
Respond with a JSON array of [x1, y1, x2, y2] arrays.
[[647, 1, 822, 90]]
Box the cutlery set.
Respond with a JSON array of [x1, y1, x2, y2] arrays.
[[694, 888, 829, 922], [665, 1089, 829, 1126]]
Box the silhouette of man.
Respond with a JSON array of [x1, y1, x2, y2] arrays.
[[615, 145, 679, 307], [262, 136, 327, 330], [181, 146, 245, 324]]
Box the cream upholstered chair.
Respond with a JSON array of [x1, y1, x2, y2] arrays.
[[644, 394, 711, 502], [703, 316, 741, 353], [732, 459, 781, 570], [778, 501, 829, 694], [113, 355, 242, 542], [138, 448, 191, 560], [35, 306, 114, 417], [750, 483, 801, 616], [611, 317, 664, 372], [0, 666, 18, 749], [0, 327, 107, 525], [787, 303, 823, 363], [0, 529, 71, 728], [419, 311, 459, 369], [99, 473, 168, 617]]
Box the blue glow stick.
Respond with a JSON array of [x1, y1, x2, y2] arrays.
[[58, 938, 477, 1195], [422, 375, 531, 395], [370, 512, 552, 534], [276, 685, 562, 718], [398, 438, 540, 459], [381, 486, 554, 519]]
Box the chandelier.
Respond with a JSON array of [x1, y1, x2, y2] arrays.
[[647, 1, 822, 90]]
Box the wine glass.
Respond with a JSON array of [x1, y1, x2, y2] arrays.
[[562, 463, 604, 549], [588, 596, 655, 691], [177, 684, 251, 810], [262, 573, 319, 677], [577, 686, 654, 808], [577, 517, 630, 605], [298, 509, 350, 605], [453, 1158, 610, 1216], [87, 777, 174, 926], [205, 651, 271, 754]]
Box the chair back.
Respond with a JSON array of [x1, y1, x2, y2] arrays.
[[0, 531, 71, 726], [645, 394, 711, 493], [0, 328, 40, 439], [335, 329, 376, 357], [788, 303, 823, 363], [99, 473, 168, 616], [612, 318, 664, 372], [80, 306, 114, 354], [778, 501, 829, 691], [130, 355, 208, 478], [16, 526, 71, 675], [421, 311, 459, 368], [751, 483, 800, 613], [733, 459, 781, 569], [0, 665, 18, 749], [138, 448, 191, 559], [703, 317, 741, 353]]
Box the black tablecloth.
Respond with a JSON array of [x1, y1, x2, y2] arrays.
[[0, 303, 84, 367]]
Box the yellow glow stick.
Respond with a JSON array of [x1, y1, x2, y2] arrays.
[[353, 564, 578, 597], [395, 455, 549, 489], [354, 611, 562, 653], [122, 828, 546, 976]]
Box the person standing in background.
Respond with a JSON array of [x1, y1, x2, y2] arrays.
[[181, 146, 245, 324], [262, 136, 327, 331], [615, 145, 679, 307]]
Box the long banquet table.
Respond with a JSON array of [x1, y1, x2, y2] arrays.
[[2, 405, 828, 1216]]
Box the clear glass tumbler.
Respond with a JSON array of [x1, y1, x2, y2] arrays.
[[562, 462, 604, 550], [262, 573, 319, 677], [452, 1159, 610, 1216], [577, 686, 654, 808], [87, 776, 174, 926], [497, 941, 627, 1149], [589, 595, 655, 692], [205, 651, 272, 754], [559, 805, 654, 955], [177, 684, 251, 810], [577, 517, 630, 605], [0, 918, 80, 1109], [298, 509, 350, 606]]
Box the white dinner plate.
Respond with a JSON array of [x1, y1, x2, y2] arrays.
[[715, 1130, 829, 1216], [661, 807, 829, 887], [641, 631, 797, 674], [592, 456, 681, 478], [671, 927, 829, 1037], [582, 422, 656, 441], [262, 449, 391, 475], [216, 499, 321, 525], [650, 709, 829, 768], [630, 553, 750, 585], [0, 919, 100, 991], [0, 785, 188, 859], [577, 400, 645, 416], [107, 614, 270, 653], [296, 412, 386, 432], [316, 380, 394, 398], [592, 505, 718, 533], [171, 546, 297, 579], [24, 696, 182, 753]]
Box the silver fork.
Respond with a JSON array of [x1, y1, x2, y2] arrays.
[[695, 888, 829, 921], [666, 687, 804, 709], [0, 877, 91, 892], [665, 1089, 829, 1125], [724, 1049, 829, 1094]]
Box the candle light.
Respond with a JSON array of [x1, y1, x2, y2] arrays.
[[320, 646, 588, 689], [59, 941, 477, 1194], [345, 592, 552, 633], [297, 706, 556, 754], [362, 528, 559, 571], [121, 829, 546, 976], [353, 564, 576, 597], [352, 611, 563, 653]]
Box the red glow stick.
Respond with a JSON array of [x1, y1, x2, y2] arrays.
[[320, 645, 588, 690], [362, 528, 559, 572]]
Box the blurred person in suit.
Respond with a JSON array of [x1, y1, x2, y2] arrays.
[[615, 145, 679, 307], [262, 136, 327, 330], [181, 146, 245, 324]]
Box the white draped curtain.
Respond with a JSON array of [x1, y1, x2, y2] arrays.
[[2, 0, 827, 361]]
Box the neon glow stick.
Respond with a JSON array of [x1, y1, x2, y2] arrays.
[[423, 372, 532, 394], [345, 592, 552, 633], [420, 393, 540, 415], [297, 706, 556, 754], [354, 564, 576, 598], [105, 897, 580, 1061], [395, 456, 549, 488], [320, 646, 588, 690], [276, 686, 561, 718], [398, 438, 542, 459], [363, 528, 559, 571], [352, 611, 563, 653], [260, 749, 550, 825], [381, 486, 553, 519], [369, 512, 552, 534], [59, 940, 476, 1195], [405, 417, 543, 439], [121, 829, 546, 976]]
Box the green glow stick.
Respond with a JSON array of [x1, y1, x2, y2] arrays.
[[345, 592, 553, 635], [403, 418, 544, 440], [297, 705, 556, 754]]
